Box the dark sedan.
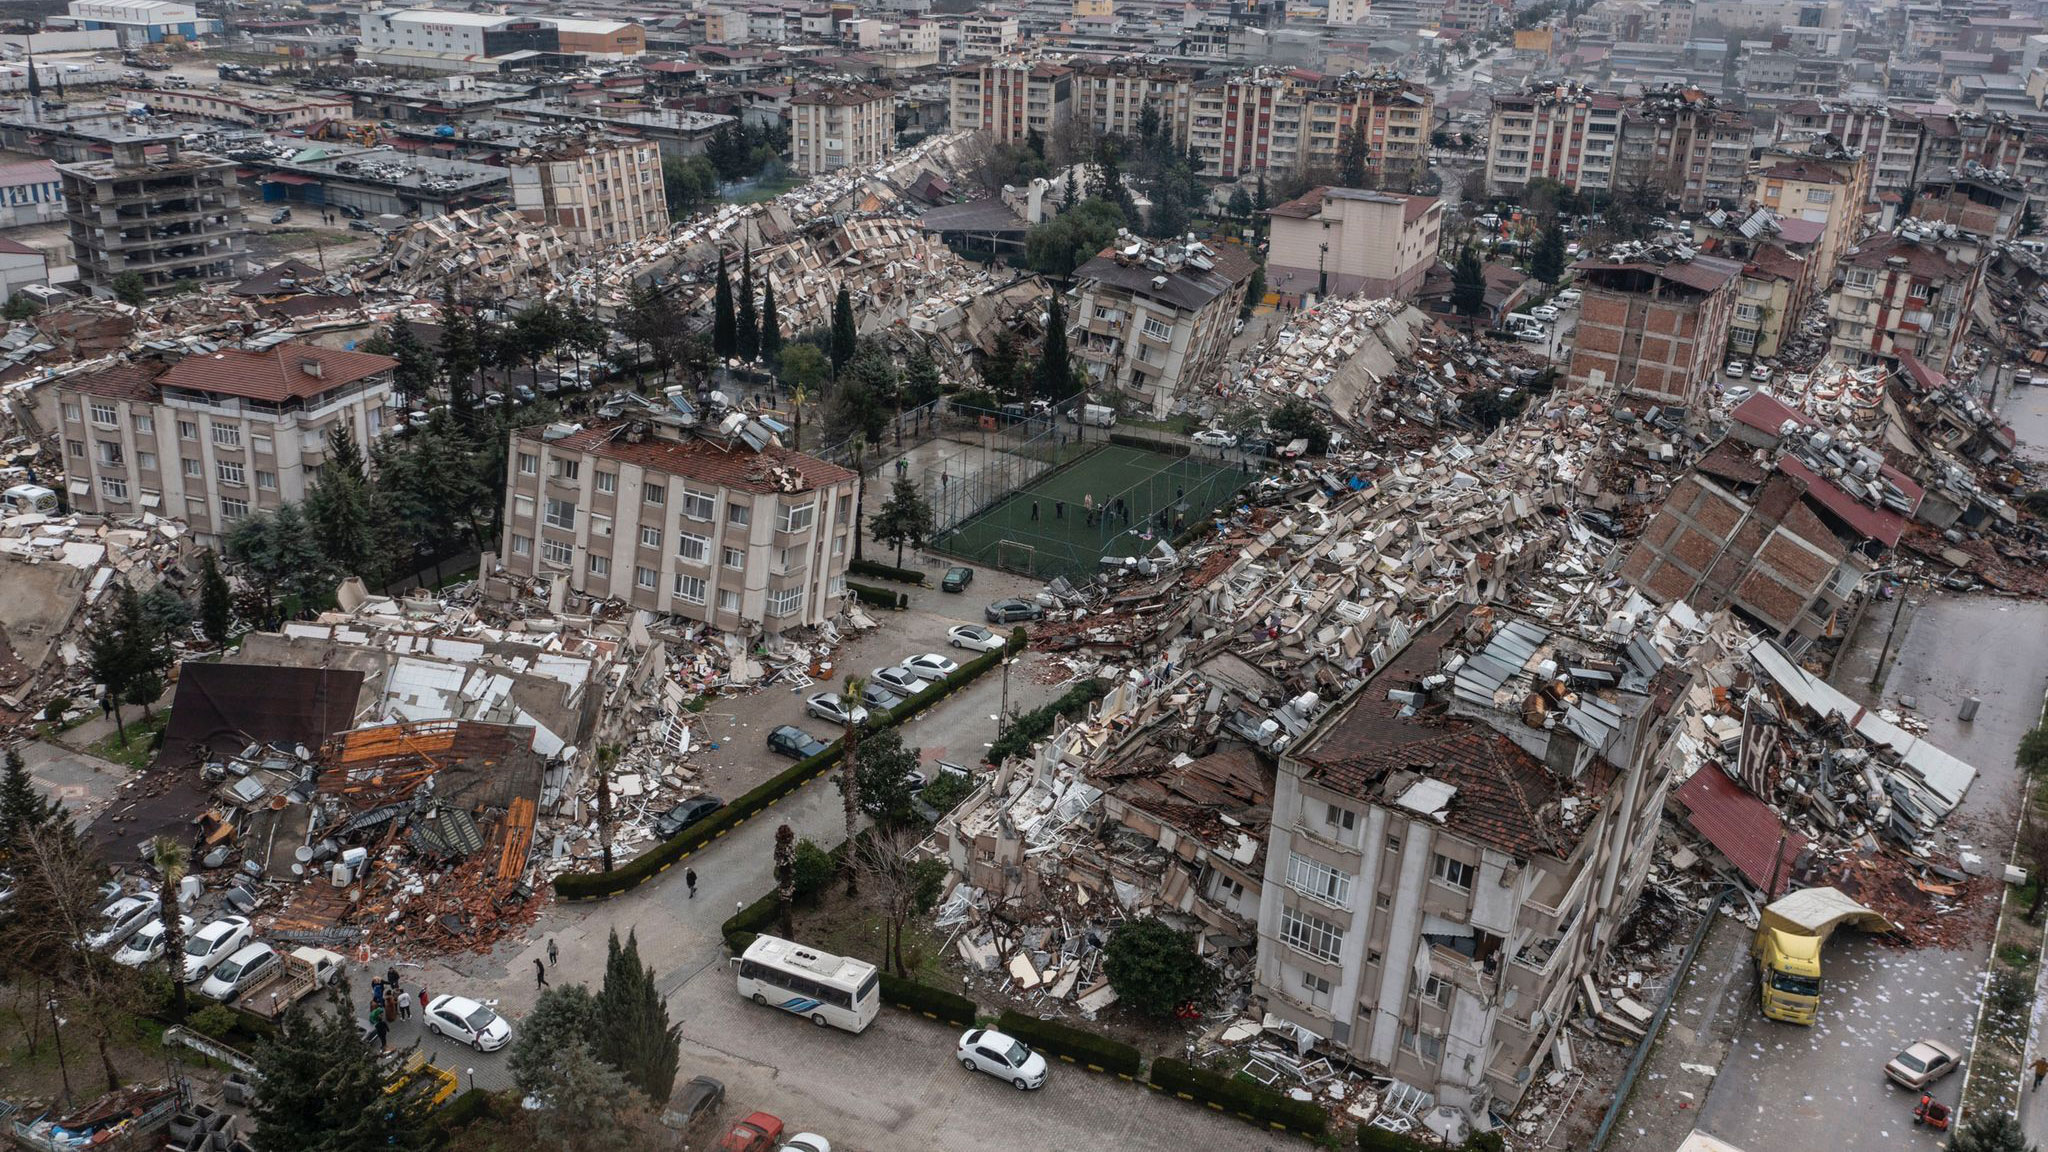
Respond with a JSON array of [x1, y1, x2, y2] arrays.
[[985, 598, 1043, 623], [766, 725, 829, 759], [942, 566, 974, 593], [653, 796, 725, 840]]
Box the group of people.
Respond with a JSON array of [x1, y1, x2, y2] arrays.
[[367, 966, 423, 1051]]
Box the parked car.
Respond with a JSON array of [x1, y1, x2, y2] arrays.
[[1238, 437, 1274, 457], [182, 915, 253, 981], [1531, 304, 1560, 322], [903, 653, 958, 679], [956, 1027, 1049, 1090], [717, 1113, 785, 1152], [201, 942, 280, 1002], [269, 208, 291, 224], [424, 993, 512, 1052], [779, 1136, 831, 1152], [766, 725, 829, 759], [948, 624, 1006, 652], [941, 566, 974, 593], [653, 796, 725, 840], [858, 681, 903, 713], [985, 599, 1042, 623], [88, 894, 159, 951], [2018, 367, 2036, 387], [512, 384, 536, 403], [1725, 359, 1747, 378], [482, 391, 506, 406], [340, 203, 365, 219], [1191, 428, 1238, 449], [114, 914, 192, 967], [805, 692, 869, 728], [1723, 385, 1753, 406], [1885, 1039, 1962, 1089], [871, 666, 931, 696], [1555, 289, 1581, 304], [661, 1075, 725, 1134], [347, 220, 377, 233]]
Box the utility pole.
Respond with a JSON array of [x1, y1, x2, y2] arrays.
[[48, 996, 70, 1104], [1869, 587, 1909, 691]]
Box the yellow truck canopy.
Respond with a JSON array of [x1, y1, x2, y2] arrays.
[[1759, 886, 1892, 939]]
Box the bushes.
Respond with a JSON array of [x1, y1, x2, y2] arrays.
[[1108, 431, 1190, 457], [984, 678, 1107, 765], [846, 580, 907, 610], [880, 974, 978, 1026], [1359, 1127, 1434, 1152], [996, 1010, 1142, 1077], [849, 559, 926, 585], [1148, 1058, 1327, 1136], [722, 889, 781, 950]]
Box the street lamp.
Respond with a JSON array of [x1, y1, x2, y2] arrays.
[[997, 657, 1016, 735], [1317, 241, 1329, 299], [48, 996, 70, 1103]]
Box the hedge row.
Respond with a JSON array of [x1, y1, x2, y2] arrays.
[[1109, 431, 1191, 457], [722, 887, 781, 952], [996, 1010, 1142, 1077], [984, 678, 1107, 765], [556, 628, 1025, 900], [847, 580, 908, 610], [882, 974, 978, 1026], [1148, 1057, 1328, 1136], [849, 558, 926, 585], [1359, 1127, 1434, 1152]]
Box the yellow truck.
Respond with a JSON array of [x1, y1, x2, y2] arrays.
[[1753, 887, 1891, 1024]]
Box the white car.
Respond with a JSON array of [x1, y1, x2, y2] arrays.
[[948, 624, 1006, 653], [182, 915, 253, 981], [1531, 305, 1560, 322], [1750, 362, 1772, 382], [1190, 428, 1237, 449], [88, 894, 159, 951], [1556, 289, 1581, 304], [1724, 359, 1747, 378], [425, 994, 512, 1052], [805, 692, 869, 728], [780, 1137, 831, 1152], [871, 666, 932, 697], [956, 1027, 1048, 1090], [903, 653, 958, 680], [114, 914, 192, 967], [1723, 385, 1753, 406], [200, 942, 279, 1002]]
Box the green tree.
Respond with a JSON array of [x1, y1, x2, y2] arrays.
[[1530, 221, 1567, 284], [2018, 726, 2048, 774], [1241, 265, 1265, 318], [1025, 198, 1125, 282], [0, 744, 64, 864], [1269, 396, 1331, 454], [1227, 185, 1253, 219], [509, 984, 601, 1098], [831, 344, 894, 446], [1034, 293, 1076, 402], [871, 474, 934, 571], [111, 271, 147, 306], [530, 1043, 654, 1152], [712, 252, 736, 360], [737, 245, 759, 362], [250, 987, 435, 1152], [149, 835, 188, 1013], [760, 279, 782, 362], [1092, 139, 1137, 222], [306, 421, 381, 583], [3, 293, 40, 320], [1102, 916, 1218, 1019], [1451, 245, 1488, 318], [1146, 180, 1191, 240], [387, 320, 438, 409], [903, 343, 943, 409], [830, 284, 858, 375], [1948, 1111, 2032, 1152], [1340, 121, 1369, 188], [593, 929, 681, 1105], [839, 673, 866, 896], [228, 503, 327, 623], [140, 582, 192, 638], [775, 823, 796, 938], [437, 282, 479, 406], [198, 548, 231, 646], [981, 330, 1022, 398], [834, 725, 924, 828], [2022, 203, 2041, 237], [851, 826, 947, 975], [85, 585, 149, 741], [778, 343, 829, 445]]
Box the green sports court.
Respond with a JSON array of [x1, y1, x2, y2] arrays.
[[930, 443, 1250, 580]]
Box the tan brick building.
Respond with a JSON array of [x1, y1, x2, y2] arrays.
[[1566, 252, 1742, 407], [508, 136, 669, 251]]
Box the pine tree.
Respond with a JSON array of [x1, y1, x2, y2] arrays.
[[85, 586, 145, 741], [830, 284, 858, 376], [760, 279, 782, 363], [436, 281, 479, 408], [1341, 120, 1369, 189], [0, 744, 63, 862], [869, 474, 934, 568], [982, 330, 1021, 398], [1034, 293, 1075, 402], [712, 252, 737, 360], [775, 823, 796, 938], [251, 986, 435, 1152], [198, 549, 231, 647], [1451, 245, 1489, 318], [839, 674, 864, 896], [594, 929, 681, 1105], [387, 321, 438, 410], [1530, 221, 1567, 284], [736, 245, 759, 362], [306, 422, 379, 583], [509, 984, 600, 1097]]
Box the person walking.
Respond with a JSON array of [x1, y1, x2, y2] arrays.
[[547, 938, 558, 965], [370, 975, 384, 1013], [534, 957, 548, 989], [397, 986, 412, 1022], [370, 1004, 387, 1050], [1029, 500, 1040, 521], [1054, 500, 1064, 520], [2033, 1055, 2046, 1087], [686, 869, 698, 898], [417, 986, 428, 1016]]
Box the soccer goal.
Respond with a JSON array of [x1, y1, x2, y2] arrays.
[[994, 539, 1037, 575]]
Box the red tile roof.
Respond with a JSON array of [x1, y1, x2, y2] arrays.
[[59, 359, 169, 402], [521, 420, 857, 495], [1775, 454, 1907, 547], [1675, 762, 1805, 897], [159, 344, 396, 403]]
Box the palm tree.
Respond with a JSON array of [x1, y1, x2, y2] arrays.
[[150, 835, 189, 1014], [840, 673, 865, 897], [774, 824, 796, 938]]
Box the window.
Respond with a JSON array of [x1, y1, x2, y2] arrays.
[[511, 533, 532, 556], [676, 532, 709, 563], [1386, 835, 1402, 853], [217, 460, 246, 486], [251, 434, 271, 455], [67, 439, 83, 458], [1366, 949, 1382, 967], [635, 565, 658, 591], [1422, 974, 1450, 1007], [544, 499, 576, 530], [553, 458, 580, 481], [211, 422, 240, 448], [596, 470, 616, 494], [518, 452, 538, 476], [722, 546, 745, 569], [683, 488, 715, 520], [1735, 303, 1760, 322], [1805, 187, 1834, 204], [541, 538, 573, 566], [96, 440, 123, 465], [1375, 891, 1392, 909], [589, 554, 611, 576], [640, 525, 662, 549], [1846, 268, 1875, 287], [137, 451, 156, 472], [1299, 969, 1333, 1011], [178, 420, 198, 440], [1400, 1026, 1443, 1062], [256, 470, 276, 491], [89, 401, 117, 425], [1142, 316, 1173, 341], [777, 502, 814, 533], [99, 476, 127, 500], [61, 402, 79, 423], [1279, 906, 1343, 963], [643, 481, 666, 505], [1325, 803, 1356, 831], [1432, 854, 1475, 892], [674, 573, 706, 603], [183, 458, 202, 478], [1287, 853, 1352, 906], [718, 589, 741, 612], [767, 586, 805, 617], [221, 496, 249, 521], [728, 502, 751, 527]]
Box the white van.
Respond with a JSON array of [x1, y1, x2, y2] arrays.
[[1068, 403, 1116, 428], [201, 942, 279, 1002], [1505, 311, 1543, 331]]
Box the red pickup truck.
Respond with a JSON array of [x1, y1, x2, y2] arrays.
[[716, 1112, 784, 1152]]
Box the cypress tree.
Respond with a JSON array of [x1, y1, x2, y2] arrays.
[[594, 929, 681, 1105], [712, 252, 736, 360], [760, 279, 782, 362], [198, 548, 231, 647], [737, 244, 759, 362], [1035, 293, 1075, 401], [830, 284, 858, 375]]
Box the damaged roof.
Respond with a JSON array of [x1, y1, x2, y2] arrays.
[[164, 663, 367, 765], [519, 420, 858, 494]]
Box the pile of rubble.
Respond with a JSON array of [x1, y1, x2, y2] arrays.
[[367, 204, 575, 293]]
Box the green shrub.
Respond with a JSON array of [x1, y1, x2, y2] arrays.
[[984, 679, 1106, 765], [1463, 1132, 1506, 1152], [917, 770, 975, 815], [849, 558, 926, 585], [1359, 1127, 1433, 1152], [722, 889, 782, 949], [187, 1003, 240, 1040], [1149, 1057, 1327, 1135], [43, 695, 70, 723], [792, 837, 836, 899], [434, 1088, 495, 1126], [847, 580, 908, 609], [881, 974, 978, 1025], [995, 1010, 1142, 1077]]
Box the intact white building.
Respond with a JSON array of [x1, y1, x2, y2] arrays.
[[66, 0, 216, 44]]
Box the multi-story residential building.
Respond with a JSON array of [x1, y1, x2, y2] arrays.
[[1827, 227, 1983, 370], [1693, 204, 1820, 360], [1440, 0, 1503, 34], [1912, 167, 2031, 242], [1266, 187, 1443, 303], [948, 57, 1072, 145], [1254, 606, 1690, 1118], [1753, 142, 1867, 286], [1486, 84, 1746, 211], [508, 136, 669, 250], [789, 83, 896, 175], [956, 15, 1019, 59], [1188, 68, 1433, 183], [497, 401, 858, 634], [57, 345, 396, 541], [1070, 61, 1197, 148], [1327, 0, 1371, 24], [1617, 87, 1750, 212], [0, 159, 63, 230], [1069, 237, 1254, 418], [1567, 250, 1743, 407], [1484, 86, 1627, 198], [59, 134, 247, 298]]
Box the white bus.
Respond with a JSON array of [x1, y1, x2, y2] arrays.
[[734, 935, 881, 1033]]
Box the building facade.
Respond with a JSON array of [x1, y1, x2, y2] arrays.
[[497, 414, 858, 635], [508, 136, 669, 249], [1069, 238, 1252, 418], [1071, 61, 1196, 149], [57, 346, 396, 540], [789, 83, 897, 175], [59, 135, 247, 298], [66, 0, 216, 44], [956, 16, 1019, 59], [1753, 149, 1865, 287], [1189, 69, 1433, 182], [1485, 84, 1748, 211], [1484, 87, 1627, 198], [121, 85, 352, 130], [948, 58, 1072, 145], [1566, 252, 1742, 407], [1266, 187, 1443, 303], [1826, 228, 1983, 370], [0, 159, 63, 230]]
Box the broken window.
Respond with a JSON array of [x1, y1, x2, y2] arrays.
[[1422, 974, 1450, 1007], [178, 420, 197, 440], [541, 538, 572, 566], [683, 488, 716, 520], [1400, 1026, 1443, 1063], [778, 501, 815, 533], [1432, 853, 1475, 892], [1299, 969, 1333, 1011]]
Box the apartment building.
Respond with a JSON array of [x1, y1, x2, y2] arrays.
[[1254, 607, 1689, 1117], [1266, 187, 1443, 303], [1327, 0, 1371, 24], [57, 345, 396, 540], [1567, 250, 1742, 407], [956, 15, 1019, 59], [1484, 85, 1746, 211], [948, 57, 1072, 145], [1071, 61, 1197, 148], [789, 83, 897, 175], [1484, 87, 1627, 197], [59, 134, 247, 298], [1069, 237, 1254, 418], [508, 136, 669, 250], [1692, 204, 1820, 360], [1753, 142, 1867, 286], [1827, 227, 1983, 370], [1618, 88, 1750, 213], [1188, 69, 1433, 182], [497, 407, 858, 634], [1439, 0, 1501, 34]]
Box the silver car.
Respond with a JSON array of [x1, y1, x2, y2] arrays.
[[806, 692, 869, 728]]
